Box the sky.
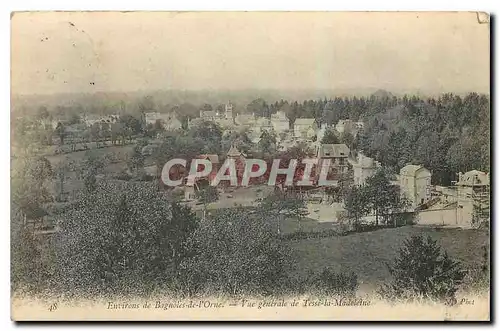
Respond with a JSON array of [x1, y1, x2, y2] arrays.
[[11, 11, 490, 95]]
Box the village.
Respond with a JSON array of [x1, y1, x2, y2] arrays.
[[13, 98, 490, 233]]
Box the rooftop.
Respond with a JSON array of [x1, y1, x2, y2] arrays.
[[317, 143, 350, 158]]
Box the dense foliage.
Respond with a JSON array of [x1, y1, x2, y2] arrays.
[[379, 235, 466, 303]]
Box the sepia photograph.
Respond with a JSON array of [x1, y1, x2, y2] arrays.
[[10, 11, 490, 321]]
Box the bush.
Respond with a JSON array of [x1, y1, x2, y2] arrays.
[[177, 208, 293, 297], [53, 182, 199, 298], [113, 171, 132, 181], [379, 235, 466, 303], [307, 268, 358, 297]]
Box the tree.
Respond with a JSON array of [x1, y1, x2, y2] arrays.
[[286, 192, 308, 231], [246, 98, 268, 117], [379, 235, 466, 303], [258, 130, 277, 155], [343, 186, 370, 230], [54, 122, 65, 145], [68, 113, 81, 125], [153, 119, 164, 135], [36, 106, 50, 121], [53, 157, 73, 202], [339, 132, 355, 149], [79, 152, 106, 193], [188, 121, 223, 154], [201, 103, 213, 113], [127, 145, 145, 176], [120, 114, 142, 135], [321, 128, 340, 144], [90, 123, 101, 147], [54, 181, 199, 297], [138, 95, 156, 111], [364, 169, 407, 226], [27, 157, 53, 190], [195, 185, 219, 220], [110, 122, 126, 145], [11, 206, 54, 295], [178, 207, 292, 296], [258, 190, 307, 234]]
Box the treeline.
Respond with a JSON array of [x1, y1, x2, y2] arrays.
[[356, 93, 490, 185]]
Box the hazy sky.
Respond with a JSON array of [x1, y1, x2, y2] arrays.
[[11, 11, 490, 95]]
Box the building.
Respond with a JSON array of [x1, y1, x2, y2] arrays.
[[455, 170, 490, 226], [399, 164, 432, 208], [196, 154, 220, 183], [254, 117, 274, 134], [293, 118, 318, 139], [350, 153, 381, 186], [316, 143, 350, 176], [335, 119, 354, 134], [235, 113, 256, 127], [316, 123, 329, 144], [82, 114, 120, 127], [224, 102, 234, 120], [354, 121, 364, 130], [200, 102, 234, 123], [143, 112, 182, 130], [226, 145, 246, 159], [270, 111, 290, 133], [163, 113, 183, 131], [199, 109, 218, 122]]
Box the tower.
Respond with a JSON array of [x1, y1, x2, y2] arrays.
[[225, 101, 233, 120]]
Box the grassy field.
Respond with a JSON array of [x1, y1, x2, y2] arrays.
[[288, 226, 489, 288]]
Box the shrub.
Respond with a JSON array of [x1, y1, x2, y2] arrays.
[[307, 268, 358, 297], [53, 182, 199, 298], [177, 208, 293, 297], [379, 235, 466, 303]]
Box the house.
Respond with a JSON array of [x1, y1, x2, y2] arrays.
[[235, 113, 256, 127], [162, 113, 183, 131], [399, 164, 432, 208], [143, 112, 182, 130], [354, 121, 364, 130], [455, 170, 490, 226], [316, 123, 329, 144], [254, 117, 273, 134], [316, 143, 350, 176], [270, 111, 290, 134], [82, 114, 120, 128], [199, 109, 218, 122], [350, 153, 381, 186], [293, 118, 318, 139], [196, 154, 220, 183], [200, 102, 234, 122], [335, 119, 354, 134], [456, 170, 490, 187], [227, 145, 246, 159]]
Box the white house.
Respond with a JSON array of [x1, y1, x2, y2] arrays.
[[271, 111, 290, 134], [293, 118, 318, 139], [399, 164, 432, 208], [143, 112, 182, 130], [335, 119, 354, 134], [316, 143, 350, 175], [350, 153, 381, 186], [235, 113, 256, 127]]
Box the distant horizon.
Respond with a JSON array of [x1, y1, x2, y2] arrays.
[[11, 87, 490, 99]]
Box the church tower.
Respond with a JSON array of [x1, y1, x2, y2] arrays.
[[225, 101, 233, 120]]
